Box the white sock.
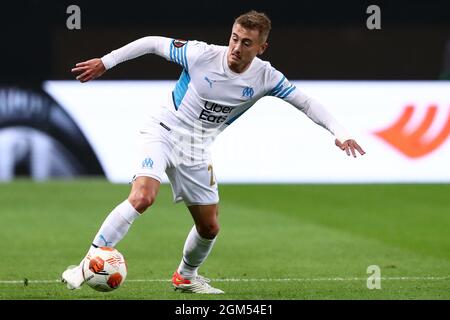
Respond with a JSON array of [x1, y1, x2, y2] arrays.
[[78, 246, 98, 268], [177, 225, 216, 279], [91, 199, 140, 249]]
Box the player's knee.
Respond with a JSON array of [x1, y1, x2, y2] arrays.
[[128, 192, 156, 213], [197, 222, 220, 239]]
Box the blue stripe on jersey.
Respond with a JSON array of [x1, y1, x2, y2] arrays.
[[178, 46, 183, 67], [225, 106, 252, 126], [182, 44, 188, 70], [170, 42, 175, 62], [174, 44, 180, 64], [177, 45, 183, 67], [267, 76, 286, 96], [279, 85, 296, 99], [169, 41, 188, 70], [276, 84, 296, 98], [172, 69, 190, 110]]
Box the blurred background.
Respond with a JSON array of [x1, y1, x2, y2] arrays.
[[1, 0, 450, 182], [2, 0, 450, 82]]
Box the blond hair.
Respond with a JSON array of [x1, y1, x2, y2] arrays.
[[234, 10, 272, 43]]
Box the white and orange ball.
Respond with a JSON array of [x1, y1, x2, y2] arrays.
[[82, 247, 127, 292]]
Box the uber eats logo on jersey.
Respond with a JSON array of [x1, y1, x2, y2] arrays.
[[199, 101, 235, 124]]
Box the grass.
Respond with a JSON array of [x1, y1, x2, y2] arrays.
[[0, 180, 449, 300]]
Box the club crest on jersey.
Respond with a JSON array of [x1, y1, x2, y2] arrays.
[[142, 157, 154, 169], [242, 86, 254, 98], [173, 39, 187, 48]]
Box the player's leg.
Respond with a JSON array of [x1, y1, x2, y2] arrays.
[[62, 128, 167, 290], [168, 161, 223, 293], [172, 204, 224, 294], [61, 177, 160, 289], [177, 204, 219, 278], [91, 176, 160, 248], [90, 176, 159, 249]]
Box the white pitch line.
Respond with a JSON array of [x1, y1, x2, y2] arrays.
[[0, 276, 449, 285]]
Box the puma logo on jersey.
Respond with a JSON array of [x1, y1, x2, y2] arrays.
[[204, 76, 217, 88]]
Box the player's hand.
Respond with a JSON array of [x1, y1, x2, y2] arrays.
[[335, 139, 366, 158], [71, 58, 106, 83]]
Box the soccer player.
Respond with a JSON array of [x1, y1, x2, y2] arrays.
[[63, 10, 365, 294]]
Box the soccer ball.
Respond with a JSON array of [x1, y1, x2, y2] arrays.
[[82, 246, 127, 292]]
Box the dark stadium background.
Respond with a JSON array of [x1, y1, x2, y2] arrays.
[[1, 0, 450, 84]]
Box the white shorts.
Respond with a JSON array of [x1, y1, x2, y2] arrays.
[[133, 121, 219, 206]]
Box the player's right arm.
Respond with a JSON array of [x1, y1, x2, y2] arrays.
[[71, 36, 204, 83], [71, 58, 106, 83]]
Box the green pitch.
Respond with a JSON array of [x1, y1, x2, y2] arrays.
[[0, 180, 449, 300]]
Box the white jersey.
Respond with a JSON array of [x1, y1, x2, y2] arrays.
[[157, 38, 295, 130], [101, 36, 351, 162]]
